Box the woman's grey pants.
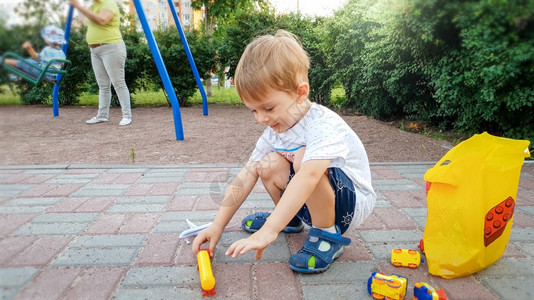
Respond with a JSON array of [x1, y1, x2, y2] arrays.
[[90, 41, 131, 119]]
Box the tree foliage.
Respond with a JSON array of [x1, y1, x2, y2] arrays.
[[327, 0, 533, 145]]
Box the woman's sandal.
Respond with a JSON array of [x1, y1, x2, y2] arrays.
[[241, 211, 304, 233], [289, 226, 351, 273]]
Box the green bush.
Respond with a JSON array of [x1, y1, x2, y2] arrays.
[[148, 28, 217, 106], [427, 0, 534, 143], [327, 0, 534, 147]]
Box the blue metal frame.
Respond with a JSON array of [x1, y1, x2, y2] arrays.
[[133, 0, 185, 140], [167, 0, 208, 116], [52, 5, 74, 117]]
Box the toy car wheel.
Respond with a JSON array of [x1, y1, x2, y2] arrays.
[[372, 292, 385, 299]]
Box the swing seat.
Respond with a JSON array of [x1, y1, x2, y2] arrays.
[[1, 51, 72, 86]]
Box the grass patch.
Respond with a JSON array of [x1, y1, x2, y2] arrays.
[[78, 85, 243, 107], [0, 83, 244, 107], [0, 85, 20, 105]]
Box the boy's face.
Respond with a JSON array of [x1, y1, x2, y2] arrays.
[[243, 88, 307, 133]]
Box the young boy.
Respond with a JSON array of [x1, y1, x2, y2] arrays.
[[3, 25, 66, 83], [192, 30, 376, 273]]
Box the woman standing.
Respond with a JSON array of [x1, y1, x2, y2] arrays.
[[70, 0, 132, 126]]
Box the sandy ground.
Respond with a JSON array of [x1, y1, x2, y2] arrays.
[[0, 105, 454, 165]]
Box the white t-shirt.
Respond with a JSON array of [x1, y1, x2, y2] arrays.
[[249, 103, 376, 227]]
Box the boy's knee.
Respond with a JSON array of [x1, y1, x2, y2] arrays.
[[256, 152, 289, 180]]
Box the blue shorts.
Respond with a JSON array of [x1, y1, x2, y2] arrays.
[[282, 165, 357, 234], [17, 59, 56, 82]]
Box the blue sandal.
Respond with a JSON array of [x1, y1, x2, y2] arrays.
[[289, 226, 351, 273], [241, 211, 304, 233]]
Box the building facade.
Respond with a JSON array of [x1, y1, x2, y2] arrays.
[[128, 0, 204, 31]]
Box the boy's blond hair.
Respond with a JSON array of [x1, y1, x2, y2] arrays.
[[235, 30, 310, 103]]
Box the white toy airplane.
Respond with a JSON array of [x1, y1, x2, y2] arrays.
[[179, 219, 212, 244]]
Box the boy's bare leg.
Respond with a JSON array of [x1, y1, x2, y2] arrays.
[[4, 58, 18, 67], [256, 152, 290, 205], [258, 147, 336, 229], [292, 149, 336, 229], [303, 172, 336, 228]]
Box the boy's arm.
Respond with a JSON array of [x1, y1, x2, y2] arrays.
[[226, 159, 331, 260], [22, 42, 38, 61], [192, 161, 260, 255]]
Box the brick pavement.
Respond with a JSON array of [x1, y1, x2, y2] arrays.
[[0, 162, 533, 300]]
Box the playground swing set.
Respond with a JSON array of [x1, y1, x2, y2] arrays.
[[0, 0, 207, 141], [1, 51, 72, 86]]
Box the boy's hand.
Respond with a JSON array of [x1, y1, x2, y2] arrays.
[[225, 228, 278, 260], [192, 224, 224, 257], [22, 42, 31, 50]]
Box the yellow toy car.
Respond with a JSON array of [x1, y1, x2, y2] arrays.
[[391, 248, 421, 268], [367, 272, 408, 300]]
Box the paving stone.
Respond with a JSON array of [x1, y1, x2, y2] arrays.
[[367, 241, 423, 261], [0, 236, 37, 265], [33, 213, 99, 223], [297, 261, 378, 284], [85, 214, 128, 234], [71, 184, 129, 197], [176, 182, 213, 195], [475, 258, 534, 277], [15, 222, 92, 236], [373, 193, 393, 208], [137, 170, 187, 184], [210, 263, 253, 299], [52, 247, 141, 266], [0, 184, 34, 197], [16, 267, 81, 299], [515, 242, 534, 257], [45, 174, 98, 184], [135, 234, 180, 265], [520, 206, 534, 216], [391, 164, 432, 179], [153, 211, 217, 233], [0, 164, 532, 300], [107, 168, 148, 173], [62, 267, 126, 299], [480, 277, 534, 299], [121, 266, 197, 287], [114, 287, 201, 300], [255, 262, 301, 298], [0, 215, 36, 237], [69, 234, 146, 248], [0, 267, 40, 300], [510, 228, 534, 242], [358, 229, 423, 243], [119, 213, 160, 234], [372, 179, 422, 191], [108, 203, 167, 213], [302, 283, 368, 299], [8, 236, 73, 266], [370, 208, 419, 229]]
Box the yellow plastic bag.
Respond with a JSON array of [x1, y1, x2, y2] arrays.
[[423, 132, 530, 278]]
